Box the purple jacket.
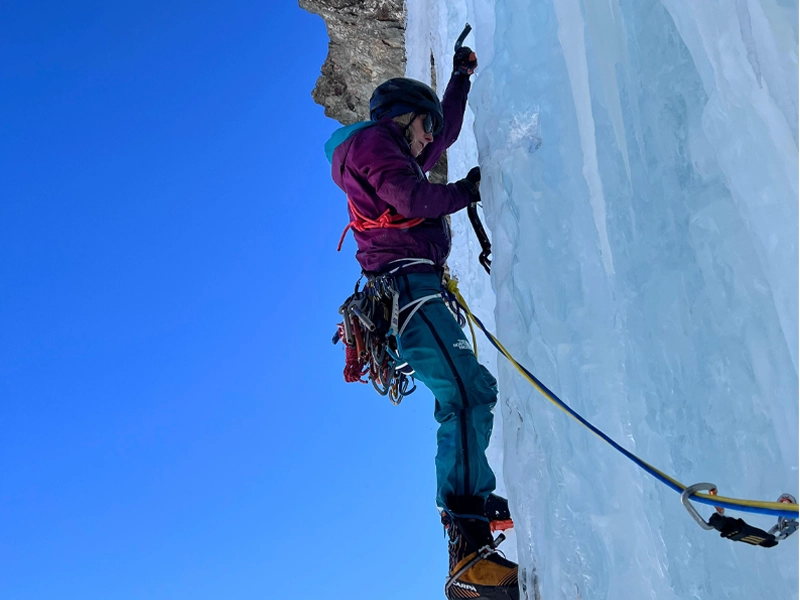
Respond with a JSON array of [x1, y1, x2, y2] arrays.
[[330, 74, 474, 274]]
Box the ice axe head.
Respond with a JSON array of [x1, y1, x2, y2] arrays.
[[454, 23, 472, 52]]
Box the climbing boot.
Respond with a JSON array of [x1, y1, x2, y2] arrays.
[[442, 496, 519, 600]]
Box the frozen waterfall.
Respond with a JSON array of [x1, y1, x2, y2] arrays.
[[406, 0, 799, 598]]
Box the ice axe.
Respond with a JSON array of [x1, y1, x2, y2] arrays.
[[455, 24, 491, 274], [468, 202, 492, 275], [453, 24, 477, 76], [454, 23, 472, 52]]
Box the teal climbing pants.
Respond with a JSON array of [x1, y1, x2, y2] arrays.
[[393, 271, 498, 510]]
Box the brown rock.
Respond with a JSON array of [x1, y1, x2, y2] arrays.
[[299, 0, 448, 180], [298, 0, 406, 125]]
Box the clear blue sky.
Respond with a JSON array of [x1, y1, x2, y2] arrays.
[[1, 1, 447, 598]]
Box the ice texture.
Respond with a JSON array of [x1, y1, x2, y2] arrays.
[[406, 0, 799, 598]]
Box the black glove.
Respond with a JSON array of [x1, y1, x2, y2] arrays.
[[458, 166, 481, 199], [453, 46, 478, 76]]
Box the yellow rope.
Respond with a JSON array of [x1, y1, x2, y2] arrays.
[[444, 275, 479, 359], [445, 276, 799, 517]]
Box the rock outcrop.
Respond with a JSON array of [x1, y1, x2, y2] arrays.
[[299, 0, 406, 125], [300, 0, 448, 182]]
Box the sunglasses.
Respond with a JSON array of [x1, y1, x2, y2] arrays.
[[421, 113, 434, 134]]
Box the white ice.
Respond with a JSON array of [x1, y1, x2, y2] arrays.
[[406, 0, 799, 598]]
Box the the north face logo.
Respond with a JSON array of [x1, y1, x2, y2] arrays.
[[453, 339, 471, 350]]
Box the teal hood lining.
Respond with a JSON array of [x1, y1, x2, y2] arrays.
[[324, 121, 376, 164]]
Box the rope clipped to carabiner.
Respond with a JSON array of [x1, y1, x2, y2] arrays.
[[442, 278, 799, 548], [681, 484, 798, 548]]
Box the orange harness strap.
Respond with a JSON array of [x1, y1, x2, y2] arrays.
[[337, 196, 425, 251]]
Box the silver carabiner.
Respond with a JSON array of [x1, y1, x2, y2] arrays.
[[680, 483, 718, 530], [768, 494, 798, 541]]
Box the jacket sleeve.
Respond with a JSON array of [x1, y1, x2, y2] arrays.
[[353, 126, 475, 219], [418, 73, 471, 173]]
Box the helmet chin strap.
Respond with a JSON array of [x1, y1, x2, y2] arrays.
[[403, 112, 418, 136], [403, 112, 422, 155]]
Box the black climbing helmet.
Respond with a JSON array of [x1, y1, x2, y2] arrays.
[[369, 77, 444, 136]]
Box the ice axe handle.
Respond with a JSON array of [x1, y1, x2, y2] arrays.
[[467, 201, 492, 275], [454, 23, 472, 52]]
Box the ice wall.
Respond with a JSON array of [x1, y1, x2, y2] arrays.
[[407, 0, 799, 598]]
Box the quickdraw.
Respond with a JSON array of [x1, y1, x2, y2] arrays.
[[333, 272, 416, 404], [681, 484, 798, 548]]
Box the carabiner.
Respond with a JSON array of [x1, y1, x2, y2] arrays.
[[681, 483, 717, 530], [768, 494, 799, 541]]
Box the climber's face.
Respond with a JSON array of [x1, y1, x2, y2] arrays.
[[409, 113, 434, 157]]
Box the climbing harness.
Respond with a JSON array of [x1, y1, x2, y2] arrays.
[[441, 278, 799, 547], [337, 196, 425, 252], [334, 261, 474, 404], [333, 259, 440, 404]]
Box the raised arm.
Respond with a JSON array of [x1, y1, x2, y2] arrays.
[[418, 73, 471, 173]]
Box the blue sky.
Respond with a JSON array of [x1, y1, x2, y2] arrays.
[[1, 1, 447, 598]]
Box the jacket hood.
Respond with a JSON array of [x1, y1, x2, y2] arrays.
[[330, 118, 417, 191], [325, 121, 375, 164]]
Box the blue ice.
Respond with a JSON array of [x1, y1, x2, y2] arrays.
[[406, 0, 798, 598]]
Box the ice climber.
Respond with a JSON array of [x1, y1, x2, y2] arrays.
[[325, 41, 520, 600]]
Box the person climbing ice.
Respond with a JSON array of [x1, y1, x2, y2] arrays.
[[324, 29, 520, 600]]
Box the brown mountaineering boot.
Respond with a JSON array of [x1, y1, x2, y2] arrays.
[[442, 496, 519, 600]]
